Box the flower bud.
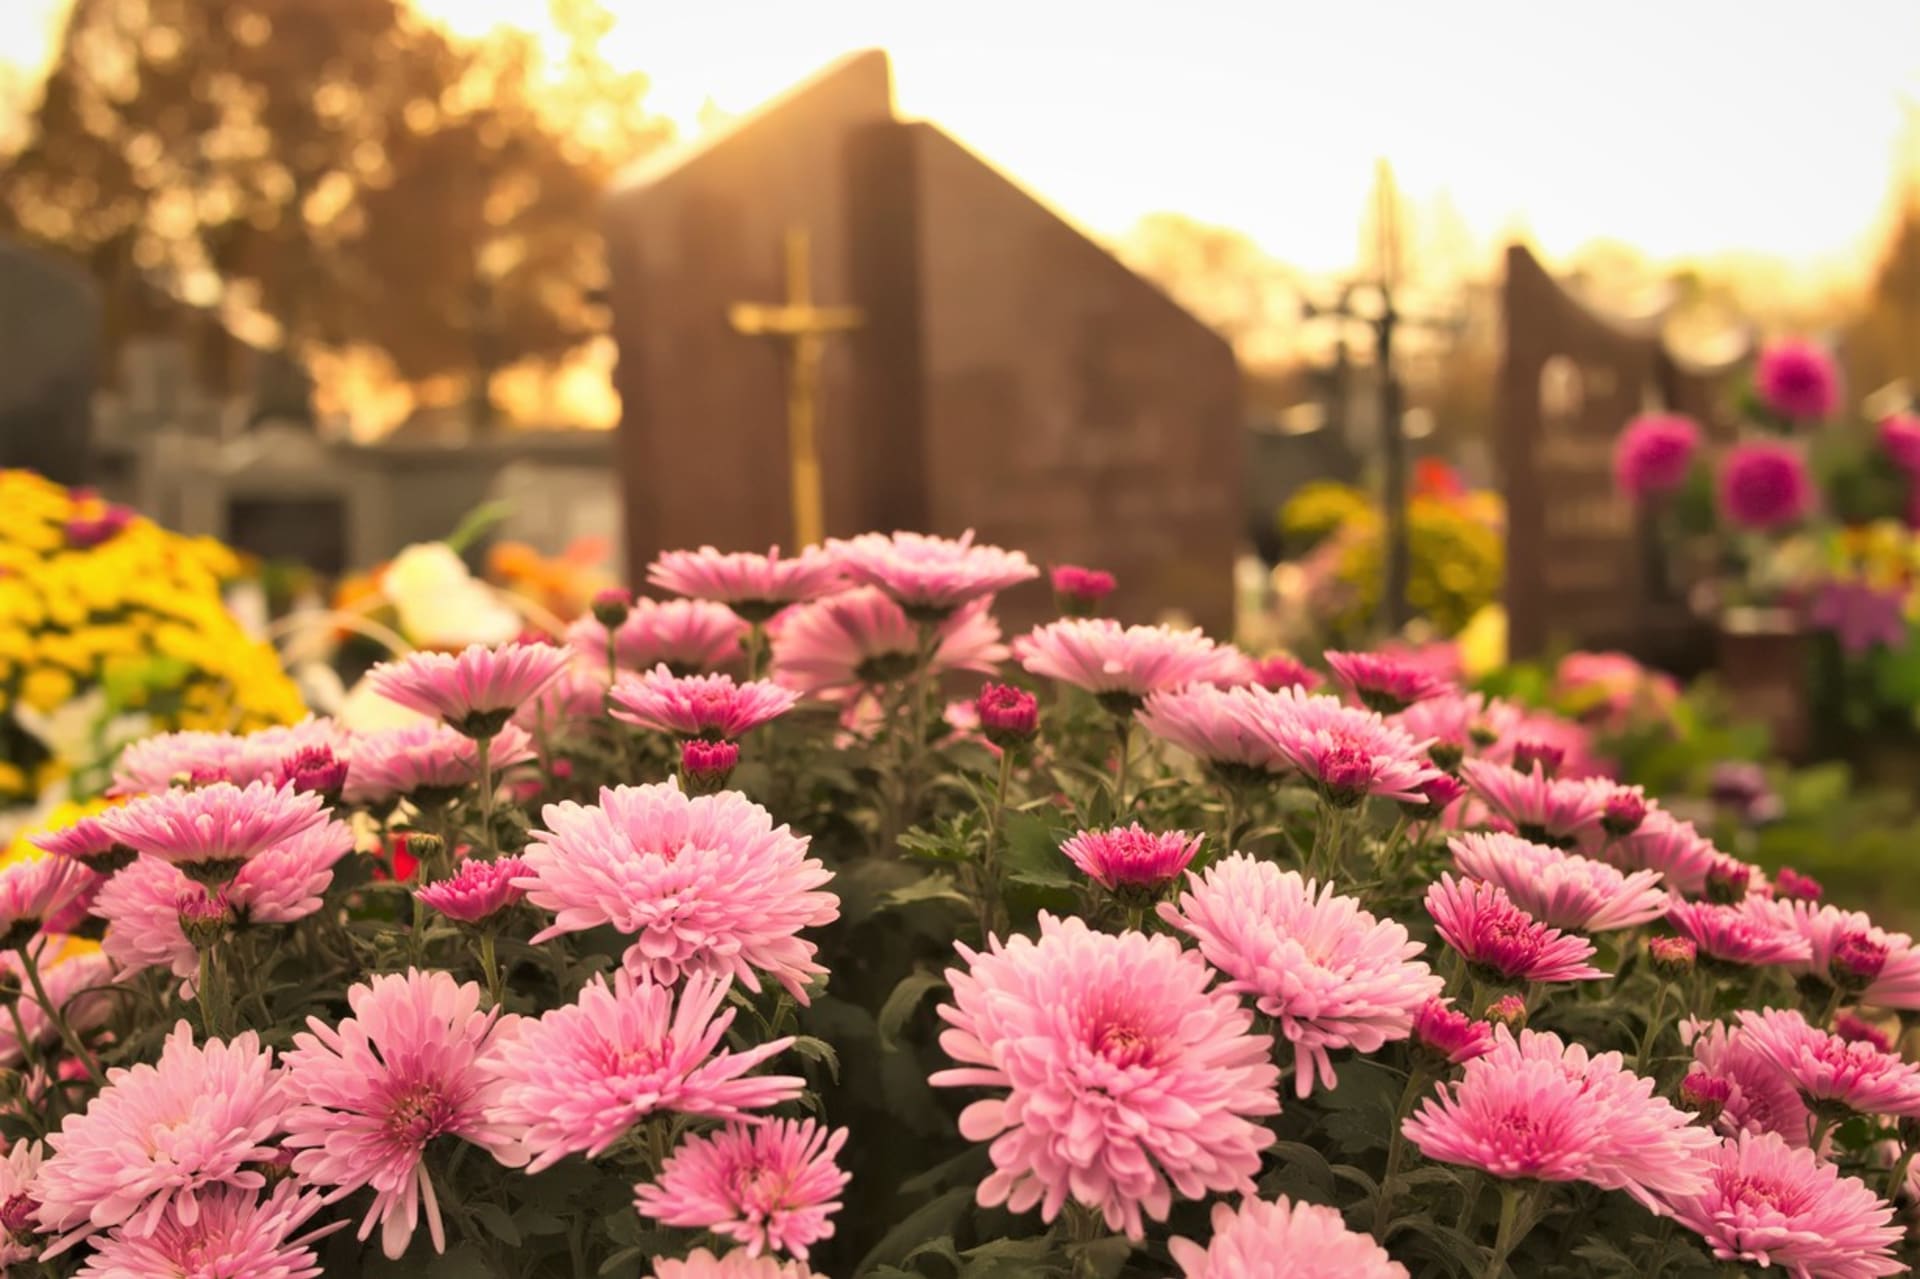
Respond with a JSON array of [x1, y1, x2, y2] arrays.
[[975, 683, 1039, 750], [177, 892, 235, 949], [1400, 773, 1466, 821], [1485, 995, 1528, 1031], [1411, 998, 1494, 1067], [1773, 866, 1823, 902], [1704, 859, 1752, 905], [1050, 565, 1116, 616], [1835, 1012, 1894, 1053], [590, 587, 634, 629], [681, 739, 740, 795], [1510, 740, 1564, 778], [1679, 1071, 1731, 1126], [1830, 931, 1889, 994], [1601, 789, 1648, 837], [1649, 936, 1698, 977]]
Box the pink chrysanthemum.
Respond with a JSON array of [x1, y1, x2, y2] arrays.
[[1448, 832, 1668, 932], [417, 857, 529, 926], [1666, 898, 1811, 968], [1584, 807, 1724, 897], [0, 856, 90, 948], [974, 683, 1038, 748], [829, 530, 1037, 617], [1059, 825, 1200, 894], [648, 545, 845, 621], [485, 971, 802, 1174], [109, 731, 250, 796], [1613, 413, 1702, 501], [281, 970, 526, 1259], [93, 818, 351, 984], [770, 588, 1007, 699], [1245, 689, 1438, 807], [1247, 653, 1322, 692], [1719, 441, 1813, 531], [1137, 684, 1291, 781], [34, 1023, 291, 1250], [1390, 690, 1489, 768], [930, 914, 1280, 1241], [1050, 564, 1117, 614], [651, 1250, 827, 1279], [1736, 1007, 1920, 1121], [1423, 874, 1605, 986], [569, 598, 750, 675], [1324, 650, 1452, 713], [1411, 999, 1495, 1066], [1014, 619, 1245, 713], [1169, 1194, 1409, 1279], [1160, 855, 1441, 1096], [96, 780, 326, 887], [1458, 759, 1609, 847], [73, 1182, 331, 1279], [513, 659, 613, 731], [1686, 1020, 1813, 1145], [0, 946, 113, 1068], [367, 642, 572, 736], [1755, 338, 1841, 423], [0, 1138, 40, 1268], [634, 1119, 848, 1260], [343, 722, 535, 806], [1783, 904, 1920, 1009], [29, 812, 135, 875], [519, 782, 838, 1001], [609, 666, 800, 741], [1668, 1131, 1901, 1278]]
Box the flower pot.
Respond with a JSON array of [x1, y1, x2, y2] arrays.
[[1715, 608, 1813, 761]]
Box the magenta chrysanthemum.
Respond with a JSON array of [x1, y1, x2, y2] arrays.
[[829, 529, 1037, 616], [1137, 684, 1291, 780], [367, 641, 572, 736], [519, 782, 838, 1001], [1014, 619, 1244, 712], [73, 1182, 331, 1279], [1666, 898, 1811, 968], [1755, 338, 1841, 423], [647, 545, 844, 619], [485, 971, 803, 1174], [1423, 874, 1605, 985], [96, 780, 326, 887], [1448, 831, 1668, 932], [344, 722, 534, 806], [770, 588, 1006, 699], [0, 856, 90, 947], [1050, 564, 1117, 613], [1060, 825, 1201, 894], [0, 946, 113, 1068], [1613, 413, 1702, 501], [1168, 1194, 1409, 1278], [1248, 653, 1322, 692], [568, 598, 749, 674], [34, 1023, 291, 1250], [609, 666, 800, 740], [1667, 1131, 1901, 1278], [1719, 441, 1813, 531], [1324, 650, 1451, 713], [1160, 855, 1441, 1096], [1584, 806, 1724, 897], [1245, 689, 1438, 807], [1686, 1020, 1812, 1145], [1458, 759, 1608, 847], [1736, 1007, 1920, 1121], [930, 914, 1279, 1240], [650, 1250, 826, 1279], [416, 857, 529, 926], [0, 1138, 40, 1268], [281, 970, 525, 1259], [95, 819, 351, 984], [1411, 999, 1495, 1066], [634, 1119, 848, 1260], [1783, 904, 1920, 1009]]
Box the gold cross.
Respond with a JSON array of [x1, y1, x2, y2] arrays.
[[727, 227, 864, 548]]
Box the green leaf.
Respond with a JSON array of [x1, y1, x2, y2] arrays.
[[598, 1245, 646, 1276], [999, 812, 1076, 888], [855, 1186, 973, 1275], [789, 1034, 841, 1083], [878, 968, 949, 1051], [880, 873, 975, 913], [470, 1201, 520, 1246]]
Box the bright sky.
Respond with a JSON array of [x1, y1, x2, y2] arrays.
[[5, 0, 1920, 276]]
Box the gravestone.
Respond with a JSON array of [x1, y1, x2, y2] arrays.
[[0, 238, 99, 485], [604, 50, 1242, 635], [1497, 244, 1738, 666]]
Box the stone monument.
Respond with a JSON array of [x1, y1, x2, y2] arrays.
[[0, 238, 99, 485], [604, 50, 1242, 634]]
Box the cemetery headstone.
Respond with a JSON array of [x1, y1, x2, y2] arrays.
[[604, 50, 1243, 635], [0, 238, 99, 485]]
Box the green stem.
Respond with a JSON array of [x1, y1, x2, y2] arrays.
[[745, 624, 767, 680], [3, 994, 41, 1079], [977, 748, 1015, 941], [1636, 981, 1672, 1073], [15, 944, 100, 1083], [1218, 784, 1241, 855], [479, 932, 504, 1008], [1373, 1064, 1430, 1239], [1482, 1183, 1532, 1279], [1889, 1145, 1918, 1205], [476, 731, 497, 856], [194, 943, 228, 1042], [1809, 1109, 1840, 1152], [1111, 719, 1133, 815], [1816, 982, 1845, 1027]]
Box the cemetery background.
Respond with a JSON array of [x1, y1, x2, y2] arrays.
[[7, 3, 1920, 1276]]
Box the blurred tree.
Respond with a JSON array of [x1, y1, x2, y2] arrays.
[[1843, 188, 1920, 405], [1118, 212, 1300, 372], [0, 0, 668, 410]]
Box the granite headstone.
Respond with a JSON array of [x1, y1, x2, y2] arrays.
[[0, 239, 99, 485]]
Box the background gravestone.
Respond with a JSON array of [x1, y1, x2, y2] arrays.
[[1497, 244, 1737, 666], [0, 238, 100, 486], [604, 51, 1243, 635]]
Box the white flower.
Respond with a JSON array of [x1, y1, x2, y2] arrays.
[[382, 543, 520, 648]]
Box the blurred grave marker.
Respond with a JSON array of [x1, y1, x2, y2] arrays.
[[0, 238, 99, 485]]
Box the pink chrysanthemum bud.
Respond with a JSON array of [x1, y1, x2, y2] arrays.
[[1249, 654, 1322, 692], [1705, 860, 1753, 905], [1411, 999, 1494, 1067], [274, 745, 348, 802], [1401, 773, 1467, 821], [1510, 740, 1565, 778], [176, 891, 235, 949], [975, 683, 1039, 749], [1830, 932, 1891, 993], [1649, 936, 1698, 977], [1774, 866, 1823, 902], [1050, 564, 1116, 616], [681, 740, 740, 795], [1679, 1070, 1732, 1125], [1485, 995, 1528, 1031], [590, 587, 634, 629], [1601, 789, 1648, 837]]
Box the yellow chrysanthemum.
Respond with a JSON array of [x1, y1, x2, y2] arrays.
[[19, 667, 76, 715]]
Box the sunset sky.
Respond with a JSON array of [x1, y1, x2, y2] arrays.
[[5, 0, 1920, 277]]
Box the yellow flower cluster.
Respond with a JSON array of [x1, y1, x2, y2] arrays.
[[0, 471, 304, 805]]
